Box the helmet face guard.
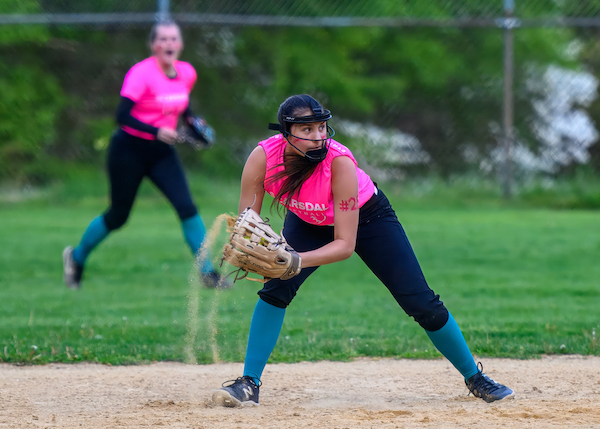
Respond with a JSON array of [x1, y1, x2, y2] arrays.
[[268, 95, 335, 163]]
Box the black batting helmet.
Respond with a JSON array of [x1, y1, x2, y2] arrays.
[[268, 94, 335, 163]]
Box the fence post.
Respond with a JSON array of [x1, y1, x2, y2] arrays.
[[156, 0, 170, 21], [501, 0, 517, 199]]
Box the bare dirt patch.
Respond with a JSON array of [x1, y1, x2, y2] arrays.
[[1, 355, 598, 428]]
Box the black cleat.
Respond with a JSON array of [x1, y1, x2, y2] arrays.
[[466, 363, 515, 403], [212, 376, 260, 407], [62, 246, 83, 289], [201, 271, 232, 289]]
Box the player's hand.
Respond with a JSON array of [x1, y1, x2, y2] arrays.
[[157, 127, 178, 145], [187, 116, 206, 126]]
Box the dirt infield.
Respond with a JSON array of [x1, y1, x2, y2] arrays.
[[1, 355, 599, 428]]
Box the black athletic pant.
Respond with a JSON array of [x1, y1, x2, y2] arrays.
[[102, 129, 198, 231], [257, 189, 449, 332]]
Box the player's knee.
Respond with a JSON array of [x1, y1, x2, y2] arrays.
[[256, 266, 314, 309], [257, 289, 295, 309], [176, 204, 197, 221], [103, 209, 130, 231], [413, 307, 449, 332]]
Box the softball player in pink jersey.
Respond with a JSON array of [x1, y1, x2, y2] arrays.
[[212, 94, 513, 407], [63, 20, 229, 290]]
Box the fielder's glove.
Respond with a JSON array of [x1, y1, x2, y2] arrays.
[[221, 208, 302, 283], [177, 116, 215, 150]]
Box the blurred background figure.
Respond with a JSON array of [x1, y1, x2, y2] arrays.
[[62, 20, 229, 290]]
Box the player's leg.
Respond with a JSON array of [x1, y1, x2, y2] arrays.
[[241, 272, 320, 394], [64, 130, 144, 288], [213, 213, 331, 406], [147, 147, 226, 287], [63, 216, 109, 289], [355, 196, 476, 373], [355, 189, 513, 402], [212, 298, 281, 407]]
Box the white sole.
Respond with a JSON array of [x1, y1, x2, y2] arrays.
[[211, 390, 258, 408], [501, 391, 516, 401], [62, 247, 72, 282], [62, 246, 80, 289]]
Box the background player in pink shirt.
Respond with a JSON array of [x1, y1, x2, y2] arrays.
[[62, 20, 229, 290], [212, 94, 513, 407]]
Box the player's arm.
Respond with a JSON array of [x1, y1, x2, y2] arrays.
[[239, 146, 267, 215], [115, 96, 159, 135], [118, 67, 158, 134], [298, 156, 359, 268], [116, 96, 177, 144]]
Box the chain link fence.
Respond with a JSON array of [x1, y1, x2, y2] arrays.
[[5, 1, 600, 20], [1, 0, 600, 195]]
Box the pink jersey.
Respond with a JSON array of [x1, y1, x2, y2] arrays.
[[120, 56, 197, 140], [260, 134, 376, 226]]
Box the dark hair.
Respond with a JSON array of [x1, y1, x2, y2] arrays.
[[148, 19, 181, 45], [267, 95, 329, 216], [277, 94, 328, 134]]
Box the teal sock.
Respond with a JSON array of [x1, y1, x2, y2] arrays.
[[425, 312, 479, 381], [181, 214, 214, 273], [243, 299, 286, 385], [73, 215, 109, 266]]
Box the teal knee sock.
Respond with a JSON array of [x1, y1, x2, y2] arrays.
[[425, 313, 479, 380], [181, 214, 214, 273], [243, 299, 286, 385], [73, 215, 109, 266]]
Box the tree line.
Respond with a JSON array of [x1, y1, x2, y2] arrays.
[[1, 0, 598, 184]]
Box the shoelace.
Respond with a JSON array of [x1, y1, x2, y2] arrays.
[[467, 362, 503, 396], [469, 373, 502, 393], [221, 376, 262, 388]]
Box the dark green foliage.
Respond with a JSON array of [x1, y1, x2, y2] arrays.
[[0, 3, 591, 184]]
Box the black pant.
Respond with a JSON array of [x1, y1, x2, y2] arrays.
[[258, 190, 449, 332], [102, 129, 197, 231]]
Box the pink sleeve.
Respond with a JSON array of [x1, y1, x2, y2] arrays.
[[191, 66, 197, 89], [120, 63, 147, 102]]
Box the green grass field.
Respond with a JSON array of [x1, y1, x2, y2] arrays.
[[1, 170, 599, 365]]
